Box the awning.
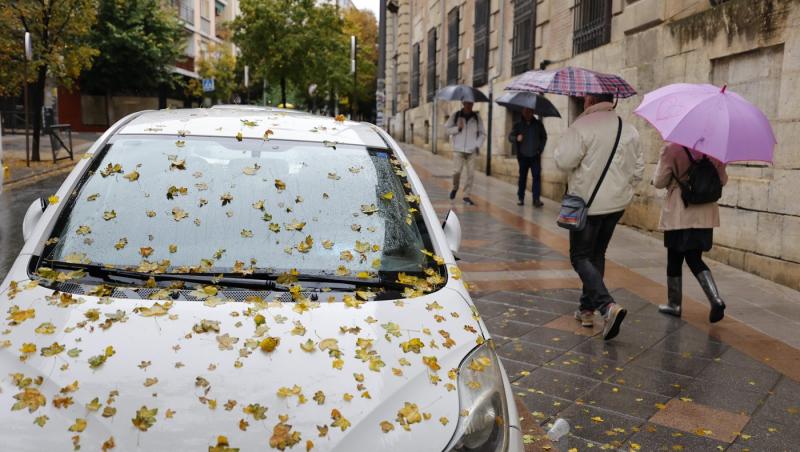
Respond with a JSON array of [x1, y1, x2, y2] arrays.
[[169, 65, 200, 79]]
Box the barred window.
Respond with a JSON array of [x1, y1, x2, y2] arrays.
[[411, 43, 421, 108], [426, 28, 437, 102], [473, 0, 490, 86], [511, 0, 535, 76], [573, 0, 611, 55], [446, 7, 460, 85]]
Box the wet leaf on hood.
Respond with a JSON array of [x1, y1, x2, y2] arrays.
[[382, 322, 401, 341], [259, 336, 280, 353], [101, 437, 116, 452], [33, 415, 49, 427], [41, 342, 65, 357], [60, 380, 79, 394], [331, 409, 351, 431], [166, 185, 188, 200], [114, 238, 128, 250], [380, 421, 394, 433], [235, 132, 243, 142], [241, 119, 258, 127], [86, 398, 102, 411], [217, 334, 239, 351], [139, 246, 154, 258], [35, 322, 56, 334], [7, 306, 35, 325], [285, 221, 305, 231], [327, 172, 340, 180], [68, 418, 87, 432], [209, 435, 238, 452], [76, 225, 92, 235], [396, 402, 422, 431], [269, 416, 302, 450], [88, 346, 115, 369], [264, 129, 274, 140], [134, 301, 172, 317], [274, 179, 286, 191], [12, 387, 46, 412], [193, 319, 221, 334], [400, 338, 424, 354], [87, 193, 100, 201], [243, 403, 268, 421], [422, 356, 441, 371], [132, 405, 158, 432]]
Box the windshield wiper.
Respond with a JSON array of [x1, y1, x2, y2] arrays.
[[40, 261, 272, 290]]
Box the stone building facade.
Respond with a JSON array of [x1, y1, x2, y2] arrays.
[[382, 0, 800, 290]]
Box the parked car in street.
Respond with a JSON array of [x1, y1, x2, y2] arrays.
[[0, 106, 522, 451]]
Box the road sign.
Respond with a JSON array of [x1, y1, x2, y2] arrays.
[[202, 78, 215, 93]]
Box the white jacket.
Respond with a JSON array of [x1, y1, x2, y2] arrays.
[[445, 110, 486, 154], [554, 102, 644, 216]]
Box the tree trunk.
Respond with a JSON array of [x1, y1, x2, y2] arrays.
[[30, 64, 48, 162], [280, 77, 287, 108]]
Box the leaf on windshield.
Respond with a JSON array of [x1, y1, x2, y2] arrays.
[[331, 409, 351, 431], [220, 193, 233, 206], [348, 166, 362, 174], [380, 421, 394, 433], [360, 204, 379, 215], [285, 221, 305, 232], [41, 342, 65, 357], [340, 250, 353, 262], [172, 207, 188, 221], [274, 179, 286, 191], [11, 387, 46, 413], [269, 416, 301, 450], [175, 140, 186, 148], [87, 193, 100, 201], [139, 247, 154, 258], [396, 402, 422, 431], [100, 163, 123, 178], [123, 170, 140, 182], [242, 163, 261, 176], [322, 240, 334, 249], [241, 229, 254, 238], [166, 186, 188, 199], [76, 225, 91, 235], [327, 172, 340, 180], [300, 339, 316, 353], [400, 338, 424, 354], [113, 238, 128, 250], [131, 405, 158, 432], [252, 200, 265, 210], [335, 266, 350, 276]]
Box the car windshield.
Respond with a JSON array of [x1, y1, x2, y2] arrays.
[[44, 135, 436, 279]]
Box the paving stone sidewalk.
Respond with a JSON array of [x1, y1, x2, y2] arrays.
[[402, 143, 800, 451], [1, 132, 101, 189]]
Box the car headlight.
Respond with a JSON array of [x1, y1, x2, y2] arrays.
[[445, 340, 509, 452]]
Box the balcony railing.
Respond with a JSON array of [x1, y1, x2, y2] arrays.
[[171, 0, 194, 26]]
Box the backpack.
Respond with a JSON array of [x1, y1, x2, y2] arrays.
[[674, 147, 723, 206]]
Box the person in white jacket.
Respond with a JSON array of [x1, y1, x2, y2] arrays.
[[444, 101, 486, 205], [554, 93, 644, 340]]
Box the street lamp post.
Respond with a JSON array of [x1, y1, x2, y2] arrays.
[[350, 35, 357, 119], [24, 32, 32, 167]]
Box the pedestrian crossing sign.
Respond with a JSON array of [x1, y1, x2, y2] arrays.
[[202, 78, 215, 93]]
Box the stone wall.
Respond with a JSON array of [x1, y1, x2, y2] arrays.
[[383, 0, 800, 290]]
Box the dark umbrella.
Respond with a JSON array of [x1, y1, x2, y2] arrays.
[[436, 84, 490, 102], [506, 66, 636, 98], [495, 91, 561, 118]]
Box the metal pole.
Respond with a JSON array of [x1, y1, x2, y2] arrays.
[[486, 90, 492, 176], [350, 35, 357, 119], [23, 61, 30, 167]]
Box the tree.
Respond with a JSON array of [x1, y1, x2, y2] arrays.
[[343, 8, 378, 120], [197, 43, 238, 105], [80, 0, 184, 125], [233, 0, 347, 109], [0, 0, 98, 161]]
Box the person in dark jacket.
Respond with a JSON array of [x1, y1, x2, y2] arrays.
[[509, 108, 547, 207]]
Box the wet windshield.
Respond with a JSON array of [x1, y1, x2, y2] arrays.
[[44, 136, 435, 278]]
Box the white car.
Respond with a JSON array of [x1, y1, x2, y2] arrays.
[[0, 107, 523, 451]]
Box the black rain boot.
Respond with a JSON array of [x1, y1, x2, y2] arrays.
[[696, 270, 726, 323], [658, 276, 682, 317]]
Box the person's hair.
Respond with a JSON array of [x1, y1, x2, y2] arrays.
[[590, 93, 614, 104]]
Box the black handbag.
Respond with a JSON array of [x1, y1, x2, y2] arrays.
[[557, 117, 623, 231]]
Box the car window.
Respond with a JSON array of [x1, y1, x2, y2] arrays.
[[44, 136, 436, 278]]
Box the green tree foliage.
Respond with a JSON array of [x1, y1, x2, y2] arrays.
[[197, 43, 238, 104], [0, 0, 98, 160], [80, 0, 185, 124], [343, 8, 378, 120]]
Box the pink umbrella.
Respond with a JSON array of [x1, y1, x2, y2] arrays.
[[634, 83, 776, 163]]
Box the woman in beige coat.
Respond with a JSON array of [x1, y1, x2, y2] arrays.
[[653, 143, 728, 322]]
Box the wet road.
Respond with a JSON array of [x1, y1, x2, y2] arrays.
[[0, 174, 68, 280]]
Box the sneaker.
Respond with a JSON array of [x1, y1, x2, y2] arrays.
[[517, 199, 524, 206], [574, 310, 594, 328], [533, 199, 544, 208], [449, 190, 457, 200], [602, 303, 627, 341], [463, 197, 475, 206]]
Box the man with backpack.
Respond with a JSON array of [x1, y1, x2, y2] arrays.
[[652, 143, 728, 323], [445, 101, 486, 206], [554, 93, 644, 340]]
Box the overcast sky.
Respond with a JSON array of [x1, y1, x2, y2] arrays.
[[351, 0, 379, 17]]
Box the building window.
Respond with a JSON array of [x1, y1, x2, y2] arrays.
[[511, 0, 535, 76], [411, 43, 421, 108], [573, 0, 612, 55], [446, 7, 459, 85], [426, 28, 437, 102], [473, 0, 490, 86]]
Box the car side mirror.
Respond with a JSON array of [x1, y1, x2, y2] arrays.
[[22, 197, 48, 242], [442, 209, 462, 254]]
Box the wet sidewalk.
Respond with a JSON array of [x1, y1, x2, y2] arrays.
[[402, 143, 800, 451], [1, 132, 101, 189]]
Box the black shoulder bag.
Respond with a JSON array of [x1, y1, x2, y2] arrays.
[[557, 117, 623, 231]]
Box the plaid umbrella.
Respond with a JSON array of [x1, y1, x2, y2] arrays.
[[506, 66, 636, 98]]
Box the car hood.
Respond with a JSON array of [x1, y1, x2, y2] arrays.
[[0, 282, 484, 451]]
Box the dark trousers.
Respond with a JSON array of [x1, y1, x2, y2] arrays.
[[517, 155, 541, 202], [569, 210, 624, 314], [667, 248, 710, 277]]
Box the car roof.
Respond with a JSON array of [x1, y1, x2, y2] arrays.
[[117, 107, 388, 148]]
